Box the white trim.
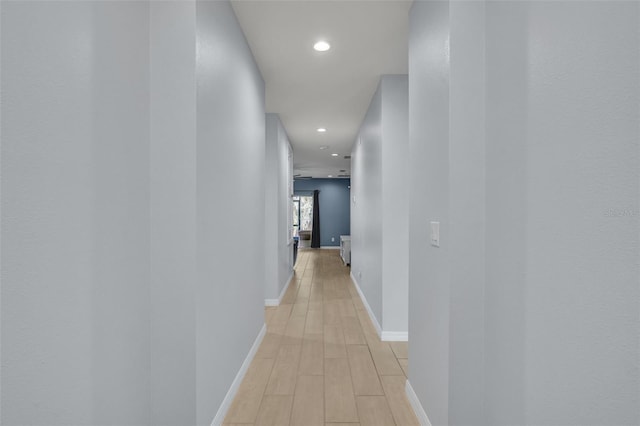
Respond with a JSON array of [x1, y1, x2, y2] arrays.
[[381, 331, 408, 342], [211, 324, 267, 426], [350, 271, 382, 338], [320, 246, 340, 249], [265, 271, 294, 306], [349, 273, 407, 342], [405, 379, 432, 426]]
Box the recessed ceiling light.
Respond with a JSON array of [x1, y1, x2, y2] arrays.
[[331, 153, 339, 157], [319, 145, 329, 150], [328, 175, 333, 178], [317, 128, 327, 133], [313, 41, 331, 52]]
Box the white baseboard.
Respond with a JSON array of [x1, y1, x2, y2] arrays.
[[405, 379, 432, 426], [350, 271, 382, 338], [265, 271, 294, 306], [381, 331, 409, 342], [320, 246, 340, 249], [211, 323, 267, 426], [349, 273, 407, 342]]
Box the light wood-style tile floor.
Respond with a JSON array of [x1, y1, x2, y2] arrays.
[[224, 249, 418, 426]]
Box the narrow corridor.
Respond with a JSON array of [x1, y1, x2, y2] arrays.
[[224, 249, 418, 425]]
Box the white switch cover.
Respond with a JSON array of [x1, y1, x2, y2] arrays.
[[430, 221, 440, 247]]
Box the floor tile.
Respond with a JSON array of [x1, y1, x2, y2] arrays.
[[226, 250, 417, 426]]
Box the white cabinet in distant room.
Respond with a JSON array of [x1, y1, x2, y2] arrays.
[[340, 235, 351, 265]]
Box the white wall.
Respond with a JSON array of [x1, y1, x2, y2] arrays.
[[518, 3, 638, 423], [149, 2, 197, 424], [2, 3, 96, 423], [408, 1, 640, 425], [352, 84, 383, 326], [265, 113, 294, 304], [2, 2, 155, 424], [91, 4, 152, 423], [351, 75, 409, 337], [278, 120, 294, 297], [2, 2, 153, 423], [448, 2, 486, 424], [195, 1, 265, 423], [0, 3, 3, 421], [380, 76, 409, 336], [1, 1, 267, 424], [483, 3, 528, 423], [408, 3, 451, 422]]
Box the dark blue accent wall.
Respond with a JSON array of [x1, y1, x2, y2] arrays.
[[294, 178, 351, 247]]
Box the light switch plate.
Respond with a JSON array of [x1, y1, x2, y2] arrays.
[[430, 221, 440, 247]]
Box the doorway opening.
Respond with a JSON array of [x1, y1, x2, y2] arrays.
[[293, 195, 313, 248]]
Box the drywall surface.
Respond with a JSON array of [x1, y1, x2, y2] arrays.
[[408, 1, 640, 425], [380, 75, 409, 334], [351, 85, 383, 327], [351, 75, 409, 336], [277, 119, 294, 297], [519, 2, 639, 423], [150, 2, 197, 424], [1, 1, 267, 424], [265, 114, 294, 302], [2, 1, 153, 424], [483, 3, 529, 423], [0, 3, 3, 422], [1, 3, 96, 423], [195, 1, 266, 424], [294, 178, 351, 247], [483, 2, 640, 424], [91, 3, 152, 423], [447, 2, 486, 424], [408, 2, 451, 424]]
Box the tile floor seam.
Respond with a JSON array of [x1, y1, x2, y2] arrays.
[[225, 249, 417, 426]]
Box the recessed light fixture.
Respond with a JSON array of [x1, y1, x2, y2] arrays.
[[331, 153, 339, 157], [313, 41, 331, 52], [317, 128, 327, 133], [328, 175, 333, 178], [319, 145, 329, 150]]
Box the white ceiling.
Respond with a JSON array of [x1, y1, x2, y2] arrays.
[[231, 0, 411, 178]]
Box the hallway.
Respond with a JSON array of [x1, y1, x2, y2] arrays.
[[2, 1, 639, 424], [224, 249, 417, 425]]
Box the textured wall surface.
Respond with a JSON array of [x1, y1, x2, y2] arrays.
[[2, 2, 153, 424], [351, 85, 383, 325], [265, 114, 294, 302], [408, 2, 452, 423], [380, 75, 409, 335], [351, 76, 409, 335], [2, 3, 97, 423], [448, 2, 486, 424], [1, 1, 267, 424], [520, 3, 639, 423], [195, 1, 265, 423], [149, 2, 197, 424], [408, 1, 640, 425]]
